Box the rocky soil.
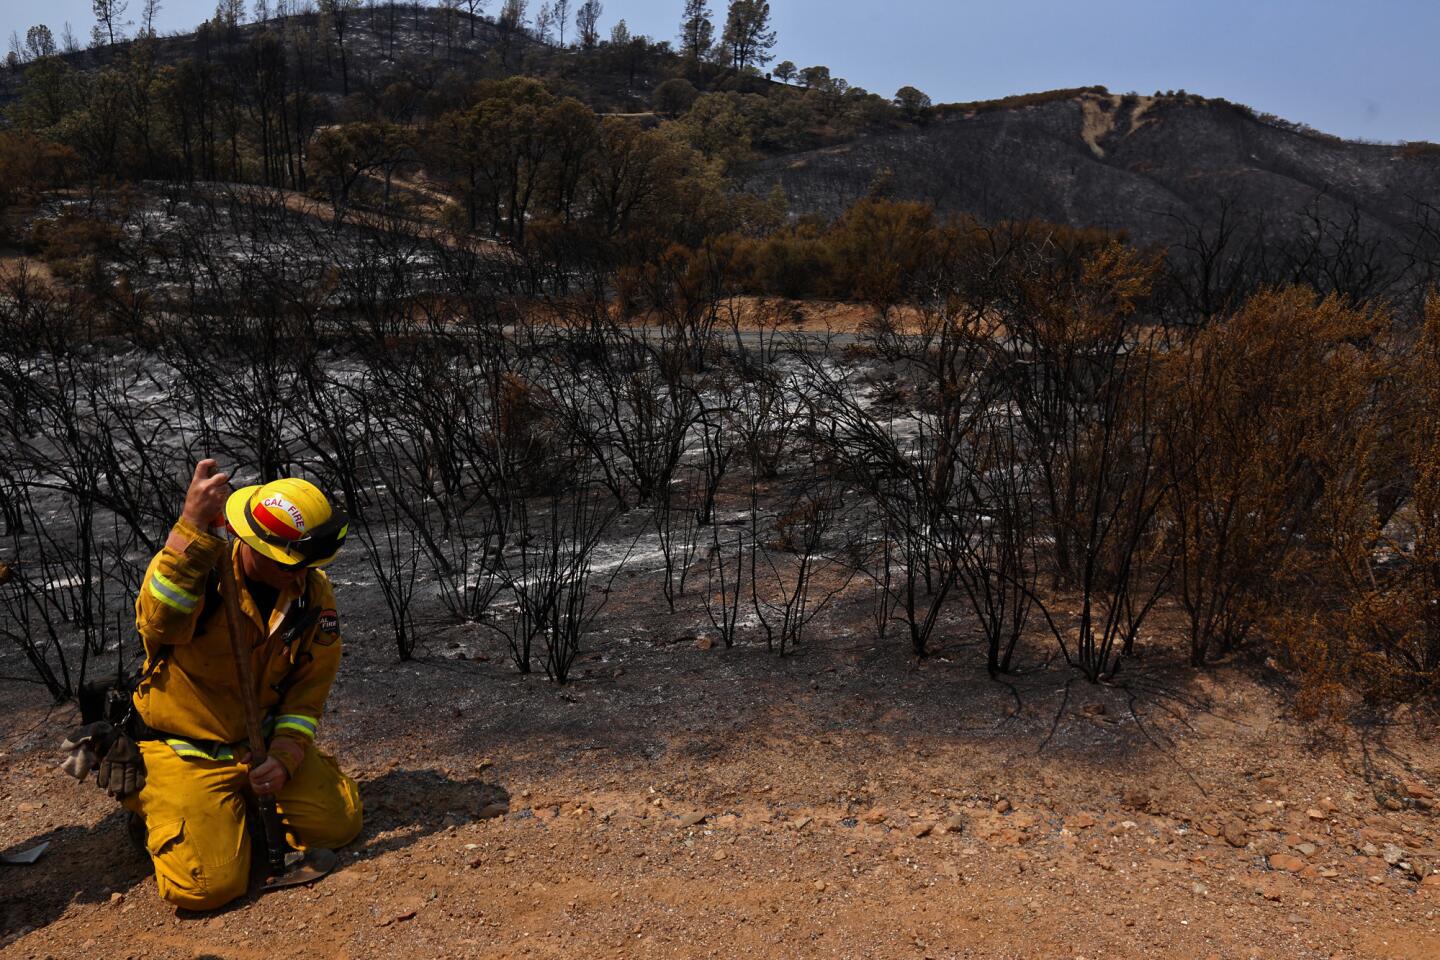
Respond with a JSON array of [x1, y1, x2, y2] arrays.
[[4, 563, 1440, 959]]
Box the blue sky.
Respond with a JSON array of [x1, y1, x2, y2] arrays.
[[5, 0, 1437, 143]]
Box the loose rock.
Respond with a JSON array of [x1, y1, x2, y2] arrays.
[[386, 896, 425, 925]]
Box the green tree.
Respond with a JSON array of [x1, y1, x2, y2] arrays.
[[310, 120, 415, 214], [215, 0, 245, 28], [652, 77, 698, 118], [576, 0, 601, 49], [119, 37, 163, 175], [500, 0, 528, 29], [25, 25, 56, 60], [799, 64, 829, 89], [58, 68, 128, 178], [671, 91, 760, 173], [588, 118, 693, 236], [773, 59, 795, 84], [541, 96, 598, 222], [91, 0, 129, 47], [720, 0, 775, 71], [12, 55, 84, 131], [155, 57, 221, 182], [612, 28, 653, 89], [893, 85, 931, 120], [678, 0, 713, 63], [431, 78, 594, 241]]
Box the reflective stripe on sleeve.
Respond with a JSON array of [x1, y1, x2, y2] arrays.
[[273, 714, 318, 739], [147, 573, 201, 613]]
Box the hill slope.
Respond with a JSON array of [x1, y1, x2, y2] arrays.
[[6, 11, 1437, 273], [750, 92, 1440, 250]]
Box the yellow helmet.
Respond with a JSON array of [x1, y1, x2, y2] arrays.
[[225, 478, 348, 569]]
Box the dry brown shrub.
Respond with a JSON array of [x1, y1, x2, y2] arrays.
[[27, 210, 125, 290], [1161, 287, 1386, 667], [0, 132, 78, 210], [1284, 294, 1440, 709], [1277, 611, 1353, 723], [1396, 141, 1440, 159], [825, 199, 941, 308], [931, 86, 1110, 118]]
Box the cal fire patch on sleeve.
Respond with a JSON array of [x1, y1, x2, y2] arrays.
[[315, 609, 340, 644]]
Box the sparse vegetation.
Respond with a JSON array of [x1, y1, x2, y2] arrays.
[[3, 169, 1437, 724], [931, 85, 1111, 118], [3, 4, 1440, 955]]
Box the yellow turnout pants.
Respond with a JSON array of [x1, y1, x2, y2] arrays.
[[122, 741, 363, 910]]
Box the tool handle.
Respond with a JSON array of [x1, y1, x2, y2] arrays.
[[215, 538, 289, 877], [216, 541, 269, 761]]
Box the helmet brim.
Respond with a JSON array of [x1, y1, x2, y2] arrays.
[[225, 486, 342, 569]]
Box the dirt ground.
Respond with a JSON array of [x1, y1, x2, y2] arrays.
[[0, 254, 55, 287], [4, 540, 1440, 960]]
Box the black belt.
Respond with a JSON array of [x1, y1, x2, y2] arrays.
[[125, 712, 232, 758]]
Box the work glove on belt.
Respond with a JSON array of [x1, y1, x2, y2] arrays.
[[60, 721, 117, 780], [60, 722, 146, 798]]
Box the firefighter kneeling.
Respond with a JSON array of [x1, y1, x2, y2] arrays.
[[109, 460, 361, 910]]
